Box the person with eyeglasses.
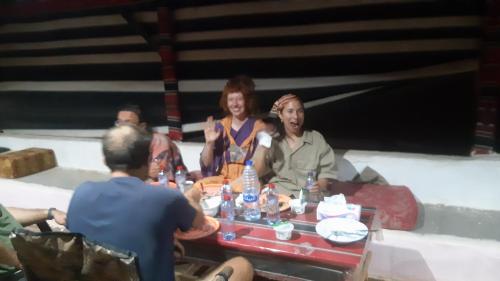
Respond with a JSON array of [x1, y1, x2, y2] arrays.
[[115, 104, 190, 182]]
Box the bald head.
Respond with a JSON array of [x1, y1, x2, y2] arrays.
[[102, 125, 151, 171]]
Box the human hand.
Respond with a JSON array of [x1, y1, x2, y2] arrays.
[[192, 217, 209, 231], [203, 116, 221, 144], [185, 185, 202, 203], [256, 131, 272, 148], [308, 182, 321, 194], [149, 160, 161, 179], [51, 209, 67, 225]]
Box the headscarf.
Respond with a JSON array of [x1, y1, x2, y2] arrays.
[[269, 94, 299, 117]]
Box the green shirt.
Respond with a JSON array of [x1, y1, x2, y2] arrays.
[[266, 130, 337, 195], [0, 204, 22, 276]]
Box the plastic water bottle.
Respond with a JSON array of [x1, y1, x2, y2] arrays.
[[299, 172, 313, 204], [242, 160, 261, 221], [221, 179, 233, 201], [157, 165, 168, 187], [175, 165, 186, 192], [265, 183, 280, 225], [306, 170, 322, 203], [220, 194, 236, 241]]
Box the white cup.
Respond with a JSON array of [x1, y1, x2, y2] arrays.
[[274, 222, 294, 240], [290, 199, 306, 214]]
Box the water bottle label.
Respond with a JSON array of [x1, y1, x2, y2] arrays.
[[243, 193, 258, 203]]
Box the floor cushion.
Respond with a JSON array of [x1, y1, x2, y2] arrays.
[[0, 148, 56, 178], [332, 182, 419, 230]]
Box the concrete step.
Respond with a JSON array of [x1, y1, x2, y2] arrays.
[[368, 230, 500, 281]]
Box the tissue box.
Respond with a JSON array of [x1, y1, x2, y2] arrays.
[[316, 203, 361, 221]]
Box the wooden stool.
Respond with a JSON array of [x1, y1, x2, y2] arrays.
[[0, 148, 57, 178]]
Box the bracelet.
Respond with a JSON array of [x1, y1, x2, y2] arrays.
[[47, 208, 56, 220]]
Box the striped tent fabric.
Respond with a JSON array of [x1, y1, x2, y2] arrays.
[[472, 0, 500, 154], [0, 0, 488, 154], [0, 1, 168, 131], [168, 0, 484, 154]]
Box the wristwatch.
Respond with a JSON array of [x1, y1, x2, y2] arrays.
[[47, 207, 56, 220]]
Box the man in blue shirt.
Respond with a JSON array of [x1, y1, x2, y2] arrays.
[[67, 125, 205, 281]]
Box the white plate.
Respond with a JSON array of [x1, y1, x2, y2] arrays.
[[315, 218, 368, 244]]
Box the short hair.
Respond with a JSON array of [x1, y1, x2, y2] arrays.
[[219, 75, 258, 116], [117, 104, 144, 123], [102, 125, 151, 171]]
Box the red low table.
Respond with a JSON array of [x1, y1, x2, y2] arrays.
[[181, 205, 378, 281]]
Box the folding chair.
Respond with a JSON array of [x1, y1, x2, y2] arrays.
[[81, 238, 141, 281], [10, 228, 141, 281], [10, 229, 83, 281]]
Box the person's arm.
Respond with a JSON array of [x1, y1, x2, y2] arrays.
[[6, 207, 66, 226], [0, 244, 20, 268], [252, 146, 270, 177], [317, 178, 335, 196], [183, 187, 205, 229], [252, 131, 273, 177], [200, 116, 221, 169], [310, 131, 337, 195], [200, 143, 215, 169]]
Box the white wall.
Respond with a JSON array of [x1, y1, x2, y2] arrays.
[[337, 151, 500, 211], [0, 134, 204, 172], [174, 141, 203, 172], [0, 134, 109, 172], [2, 133, 500, 211], [0, 178, 72, 211]]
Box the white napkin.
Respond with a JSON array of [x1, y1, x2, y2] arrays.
[[324, 193, 347, 205], [316, 194, 361, 221]]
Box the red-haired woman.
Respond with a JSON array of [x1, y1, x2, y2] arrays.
[[196, 75, 270, 192]]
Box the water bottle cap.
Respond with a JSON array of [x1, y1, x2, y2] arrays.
[[223, 194, 232, 201], [268, 183, 275, 189], [159, 164, 166, 170], [176, 165, 183, 170], [223, 179, 229, 185], [245, 160, 253, 166]]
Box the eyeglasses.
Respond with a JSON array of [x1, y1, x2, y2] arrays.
[[114, 120, 134, 127]]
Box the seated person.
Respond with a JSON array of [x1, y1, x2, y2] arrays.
[[67, 125, 253, 281], [259, 94, 337, 197], [115, 104, 193, 182], [0, 204, 66, 279], [198, 75, 270, 192]]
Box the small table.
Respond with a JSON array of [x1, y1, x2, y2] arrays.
[[182, 205, 378, 281]]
